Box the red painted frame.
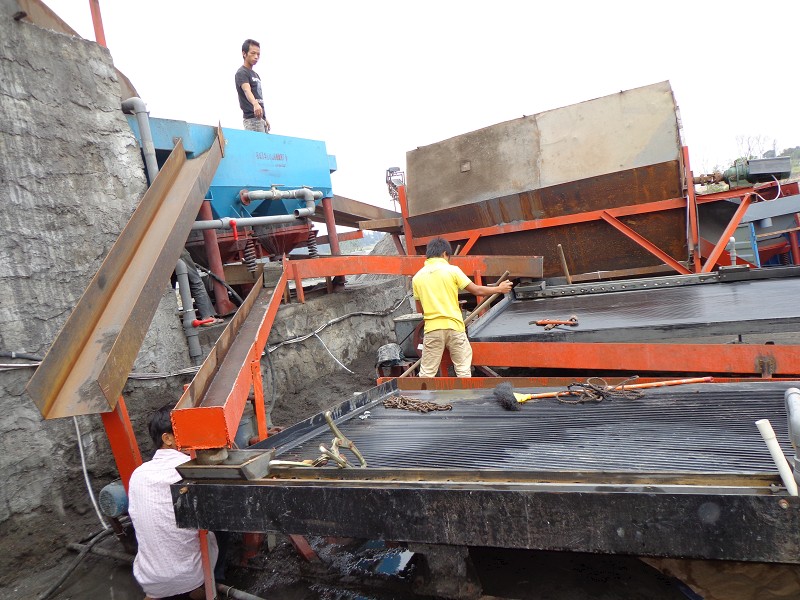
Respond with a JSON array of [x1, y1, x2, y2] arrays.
[[105, 146, 800, 480]]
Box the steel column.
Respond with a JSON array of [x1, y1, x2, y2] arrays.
[[198, 200, 237, 316], [398, 186, 416, 255], [100, 397, 142, 490], [199, 529, 215, 600], [683, 146, 701, 272], [250, 359, 267, 441], [321, 197, 341, 256], [88, 0, 106, 47]]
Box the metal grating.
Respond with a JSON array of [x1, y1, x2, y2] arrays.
[[469, 277, 800, 342], [269, 383, 796, 475]]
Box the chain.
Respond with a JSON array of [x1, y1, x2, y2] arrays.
[[383, 394, 452, 413], [557, 376, 644, 404]]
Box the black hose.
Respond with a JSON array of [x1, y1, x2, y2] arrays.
[[0, 351, 43, 361], [194, 264, 244, 305], [37, 528, 114, 600]]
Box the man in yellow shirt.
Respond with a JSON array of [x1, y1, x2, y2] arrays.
[[412, 238, 513, 377]]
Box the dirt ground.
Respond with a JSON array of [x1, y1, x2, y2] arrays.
[[270, 351, 381, 430]]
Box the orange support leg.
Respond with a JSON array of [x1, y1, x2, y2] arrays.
[[250, 359, 268, 441], [100, 397, 142, 491], [199, 529, 215, 600]]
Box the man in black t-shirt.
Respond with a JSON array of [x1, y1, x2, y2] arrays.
[[235, 39, 270, 133]]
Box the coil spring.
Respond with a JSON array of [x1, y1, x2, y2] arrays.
[[307, 225, 319, 258], [244, 239, 258, 273]]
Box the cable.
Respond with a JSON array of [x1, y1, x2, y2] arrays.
[[267, 293, 411, 353], [73, 417, 110, 531], [771, 175, 782, 199], [313, 333, 354, 374]]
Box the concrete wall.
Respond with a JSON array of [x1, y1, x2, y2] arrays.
[[0, 7, 192, 583]]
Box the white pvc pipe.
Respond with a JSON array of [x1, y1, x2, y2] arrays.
[[785, 388, 800, 449], [756, 418, 799, 496], [191, 188, 322, 230]]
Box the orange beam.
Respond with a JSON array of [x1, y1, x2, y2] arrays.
[[600, 211, 691, 275], [172, 268, 289, 449], [88, 0, 106, 47], [701, 194, 752, 273], [411, 196, 689, 247], [377, 375, 798, 387], [470, 342, 800, 377], [289, 255, 541, 303], [100, 397, 142, 490], [288, 254, 542, 279], [397, 186, 416, 255]]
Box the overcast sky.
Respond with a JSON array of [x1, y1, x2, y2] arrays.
[[45, 0, 800, 213]]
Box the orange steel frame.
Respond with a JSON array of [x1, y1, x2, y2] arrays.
[[99, 145, 800, 598], [103, 145, 800, 486], [400, 146, 797, 275]]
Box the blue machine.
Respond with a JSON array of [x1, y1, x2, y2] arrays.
[[126, 116, 337, 221]]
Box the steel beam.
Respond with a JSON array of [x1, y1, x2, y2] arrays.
[[171, 265, 288, 449], [27, 135, 223, 418], [600, 211, 691, 275], [410, 196, 689, 247], [289, 255, 542, 303], [470, 341, 800, 377], [311, 194, 400, 228], [172, 479, 799, 563], [702, 194, 753, 273], [100, 397, 142, 490]]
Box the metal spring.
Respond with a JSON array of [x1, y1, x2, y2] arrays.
[[307, 224, 319, 258], [243, 239, 257, 273]]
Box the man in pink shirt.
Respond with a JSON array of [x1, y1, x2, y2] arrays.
[[128, 405, 218, 600]]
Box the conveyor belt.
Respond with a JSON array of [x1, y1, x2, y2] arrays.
[[469, 277, 800, 342], [265, 381, 795, 475]]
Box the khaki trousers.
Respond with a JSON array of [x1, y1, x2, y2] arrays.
[[419, 329, 473, 378]]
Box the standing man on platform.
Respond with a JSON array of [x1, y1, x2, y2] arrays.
[[412, 237, 513, 378], [235, 39, 270, 133]]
